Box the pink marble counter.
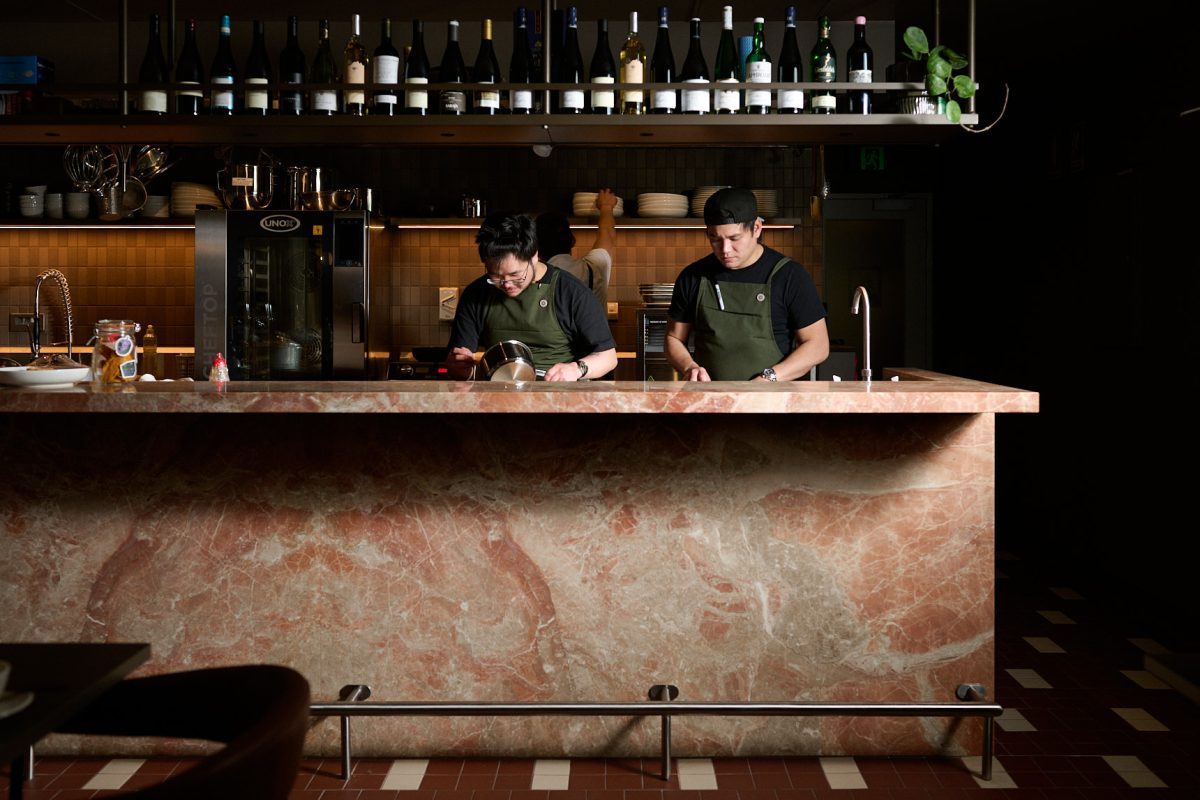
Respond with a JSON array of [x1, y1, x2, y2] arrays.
[[1, 370, 1035, 761], [0, 368, 1038, 414]]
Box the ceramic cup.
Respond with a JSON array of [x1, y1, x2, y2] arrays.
[[66, 191, 91, 219], [18, 193, 42, 218], [45, 192, 64, 219], [23, 184, 47, 199]]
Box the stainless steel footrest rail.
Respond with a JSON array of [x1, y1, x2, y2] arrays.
[[311, 683, 1002, 782]]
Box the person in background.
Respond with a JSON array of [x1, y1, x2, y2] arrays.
[[446, 211, 617, 381], [535, 188, 616, 308], [664, 187, 829, 381]]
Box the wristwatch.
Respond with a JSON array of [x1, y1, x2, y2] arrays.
[[760, 367, 778, 382], [576, 360, 589, 379]]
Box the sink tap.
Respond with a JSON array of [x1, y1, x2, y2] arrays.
[[33, 269, 75, 361], [851, 285, 871, 382]]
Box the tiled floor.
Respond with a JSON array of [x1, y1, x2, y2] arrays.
[[6, 549, 1199, 798]]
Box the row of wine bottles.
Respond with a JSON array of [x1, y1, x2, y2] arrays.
[[137, 6, 876, 117]]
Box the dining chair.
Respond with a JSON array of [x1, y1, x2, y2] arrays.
[[54, 663, 311, 799]]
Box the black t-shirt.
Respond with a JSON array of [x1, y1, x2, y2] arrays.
[[448, 265, 616, 357], [668, 246, 826, 355]]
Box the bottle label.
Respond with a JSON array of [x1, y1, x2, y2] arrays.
[[681, 79, 710, 113], [375, 55, 400, 84], [815, 62, 835, 82], [620, 59, 644, 103], [405, 77, 428, 110], [141, 90, 167, 113], [312, 89, 338, 112], [477, 84, 500, 109], [562, 89, 585, 110], [746, 61, 771, 108], [512, 89, 533, 110], [177, 81, 202, 99], [245, 78, 269, 111], [375, 92, 398, 106], [848, 68, 872, 83], [280, 90, 303, 113], [211, 76, 234, 110], [811, 93, 836, 111], [591, 76, 615, 110], [345, 62, 366, 106], [441, 89, 466, 113], [652, 89, 677, 110], [777, 88, 804, 111], [713, 78, 739, 112]]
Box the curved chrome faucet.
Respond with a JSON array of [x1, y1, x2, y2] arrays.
[[33, 269, 75, 360], [851, 285, 871, 382]]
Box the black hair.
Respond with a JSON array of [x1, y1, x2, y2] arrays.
[[534, 211, 576, 259], [475, 212, 538, 267]]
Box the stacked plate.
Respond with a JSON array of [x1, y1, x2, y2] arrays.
[[690, 185, 730, 218], [639, 282, 674, 307], [636, 192, 689, 218], [752, 188, 780, 218], [572, 191, 624, 218], [171, 182, 221, 218]]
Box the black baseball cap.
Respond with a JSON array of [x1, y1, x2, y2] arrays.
[[703, 187, 759, 226]]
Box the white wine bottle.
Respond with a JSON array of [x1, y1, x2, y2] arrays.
[[137, 14, 168, 115], [589, 18, 617, 115], [473, 19, 502, 114], [557, 6, 586, 114], [209, 14, 238, 115], [343, 14, 369, 115], [712, 5, 739, 114], [508, 8, 534, 114], [619, 11, 646, 114], [648, 6, 676, 114], [744, 16, 771, 113], [678, 17, 710, 114], [404, 19, 431, 115], [775, 6, 803, 114], [309, 18, 339, 115]]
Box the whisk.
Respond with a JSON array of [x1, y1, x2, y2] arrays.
[[62, 145, 107, 193]]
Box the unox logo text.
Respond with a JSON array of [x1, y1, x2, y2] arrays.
[[259, 214, 302, 233]]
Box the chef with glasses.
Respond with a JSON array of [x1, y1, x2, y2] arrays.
[[445, 211, 618, 381]]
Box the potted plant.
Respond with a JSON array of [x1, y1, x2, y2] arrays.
[[899, 26, 977, 123]]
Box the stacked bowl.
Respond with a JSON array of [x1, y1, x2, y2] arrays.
[[752, 188, 780, 218], [636, 192, 689, 218], [639, 283, 674, 307], [690, 185, 730, 218], [572, 191, 623, 217]]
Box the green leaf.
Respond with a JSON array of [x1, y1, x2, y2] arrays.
[[943, 48, 969, 71], [927, 54, 952, 81], [903, 27, 929, 58], [952, 75, 977, 98], [926, 74, 948, 96], [946, 99, 962, 123]]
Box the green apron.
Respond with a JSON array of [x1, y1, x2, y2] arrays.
[[483, 269, 575, 373], [693, 257, 790, 380]]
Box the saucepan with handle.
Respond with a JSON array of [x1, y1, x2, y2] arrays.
[[479, 340, 539, 382]]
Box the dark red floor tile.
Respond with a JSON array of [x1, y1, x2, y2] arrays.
[[498, 760, 537, 775], [624, 790, 665, 800], [709, 757, 751, 774], [431, 790, 473, 800], [356, 759, 402, 774], [495, 775, 534, 790], [320, 790, 363, 800], [567, 775, 608, 790], [473, 790, 513, 800], [602, 773, 646, 789], [358, 791, 402, 800], [462, 758, 502, 774], [427, 758, 466, 774], [712, 773, 755, 790], [578, 790, 621, 800], [570, 760, 607, 775], [774, 790, 819, 800], [459, 774, 502, 790], [422, 774, 463, 790]]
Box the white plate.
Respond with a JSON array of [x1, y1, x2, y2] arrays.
[[0, 690, 34, 720], [0, 366, 91, 388]]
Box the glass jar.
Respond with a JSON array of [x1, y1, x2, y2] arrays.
[[91, 319, 141, 384]]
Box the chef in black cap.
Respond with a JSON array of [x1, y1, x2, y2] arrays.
[[664, 187, 829, 381]]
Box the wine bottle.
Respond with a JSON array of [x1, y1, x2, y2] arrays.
[[279, 15, 306, 115], [678, 17, 710, 114], [809, 15, 836, 114], [137, 14, 169, 115], [648, 6, 676, 114], [372, 18, 400, 115], [712, 5, 739, 114], [174, 18, 205, 115], [557, 6, 586, 114], [343, 13, 369, 115], [439, 20, 468, 115], [209, 14, 238, 115], [243, 20, 272, 115], [775, 6, 803, 114], [846, 15, 873, 114], [618, 11, 646, 114], [473, 19, 503, 114], [509, 8, 534, 114], [310, 18, 339, 115], [744, 16, 771, 113], [589, 18, 616, 115], [404, 19, 431, 115]]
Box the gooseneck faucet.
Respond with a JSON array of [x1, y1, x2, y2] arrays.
[[33, 269, 75, 360], [851, 285, 871, 383]]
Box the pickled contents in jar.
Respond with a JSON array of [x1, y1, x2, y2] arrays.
[[93, 332, 138, 383]]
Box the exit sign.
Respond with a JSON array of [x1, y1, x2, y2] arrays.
[[857, 147, 885, 171]]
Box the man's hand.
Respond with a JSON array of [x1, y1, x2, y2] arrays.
[[446, 346, 477, 380], [595, 188, 617, 213], [543, 360, 585, 382], [680, 364, 711, 382]]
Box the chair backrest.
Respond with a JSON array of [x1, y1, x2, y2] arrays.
[[56, 663, 311, 800]]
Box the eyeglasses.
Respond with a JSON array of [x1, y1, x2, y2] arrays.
[[484, 261, 532, 288]]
